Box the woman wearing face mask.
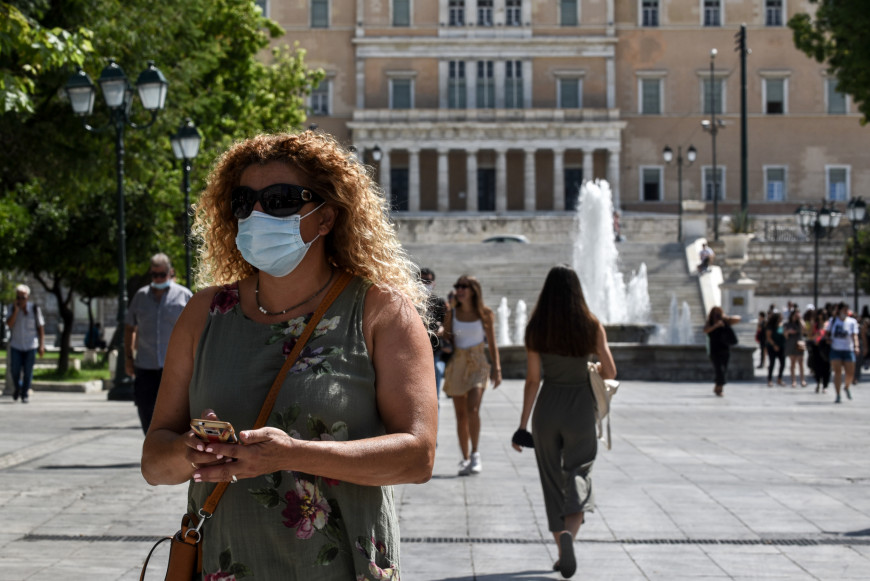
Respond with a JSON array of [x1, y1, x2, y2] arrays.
[[141, 131, 437, 580]]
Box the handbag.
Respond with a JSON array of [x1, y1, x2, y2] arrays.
[[140, 271, 353, 581], [796, 340, 807, 352], [723, 323, 738, 346], [587, 362, 619, 450]]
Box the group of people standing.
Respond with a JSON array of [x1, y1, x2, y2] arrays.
[[756, 302, 867, 403]]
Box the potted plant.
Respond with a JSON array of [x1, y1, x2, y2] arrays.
[[721, 210, 755, 262]]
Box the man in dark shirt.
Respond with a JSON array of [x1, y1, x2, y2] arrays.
[[421, 268, 448, 402]]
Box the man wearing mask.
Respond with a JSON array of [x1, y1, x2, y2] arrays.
[[125, 253, 192, 432], [6, 284, 45, 403]]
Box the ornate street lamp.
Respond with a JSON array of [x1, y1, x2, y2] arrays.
[[846, 197, 868, 312], [64, 59, 168, 401], [795, 202, 841, 309], [371, 145, 383, 163], [170, 118, 203, 289], [663, 144, 697, 242], [702, 48, 725, 241]]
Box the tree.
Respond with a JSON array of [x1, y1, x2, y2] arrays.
[[0, 0, 323, 374], [789, 0, 870, 123]]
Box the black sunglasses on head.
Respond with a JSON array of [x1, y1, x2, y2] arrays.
[[231, 183, 322, 219]]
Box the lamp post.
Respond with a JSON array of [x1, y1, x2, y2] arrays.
[[372, 145, 383, 164], [170, 118, 203, 289], [846, 197, 868, 312], [64, 59, 168, 401], [795, 202, 841, 309], [663, 144, 697, 242], [702, 48, 725, 241]]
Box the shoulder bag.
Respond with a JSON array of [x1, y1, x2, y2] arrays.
[[723, 323, 738, 346], [587, 361, 620, 450], [139, 271, 353, 581]]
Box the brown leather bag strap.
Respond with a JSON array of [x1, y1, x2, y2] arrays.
[[200, 270, 354, 516]]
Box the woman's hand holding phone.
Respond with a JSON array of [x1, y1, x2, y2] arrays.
[[185, 409, 238, 474]]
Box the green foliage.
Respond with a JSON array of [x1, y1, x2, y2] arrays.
[[789, 0, 870, 123], [728, 209, 756, 234], [848, 229, 870, 294], [0, 0, 323, 370], [0, 1, 93, 114]]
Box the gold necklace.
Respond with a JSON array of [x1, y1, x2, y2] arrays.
[[255, 269, 335, 316]]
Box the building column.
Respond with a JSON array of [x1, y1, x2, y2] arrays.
[[608, 149, 621, 213], [409, 148, 421, 212], [583, 149, 594, 184], [378, 147, 391, 203], [466, 149, 478, 212], [437, 147, 449, 212], [495, 148, 507, 213], [553, 148, 565, 211], [524, 148, 536, 212]]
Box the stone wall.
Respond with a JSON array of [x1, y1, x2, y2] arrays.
[[741, 239, 853, 297]]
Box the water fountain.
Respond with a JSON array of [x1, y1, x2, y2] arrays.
[[496, 297, 511, 346], [513, 300, 527, 346]]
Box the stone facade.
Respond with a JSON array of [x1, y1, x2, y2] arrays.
[[265, 0, 865, 218]]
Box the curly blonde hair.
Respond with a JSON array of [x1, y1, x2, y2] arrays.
[[192, 131, 426, 314]]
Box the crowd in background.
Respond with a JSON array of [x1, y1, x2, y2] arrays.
[[756, 301, 869, 403]]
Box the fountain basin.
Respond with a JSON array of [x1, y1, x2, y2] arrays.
[[498, 344, 755, 382], [604, 324, 657, 344]]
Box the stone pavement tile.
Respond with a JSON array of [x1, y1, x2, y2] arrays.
[[622, 544, 731, 580], [400, 540, 475, 580], [399, 502, 469, 538], [463, 541, 557, 581], [575, 543, 647, 581], [466, 501, 544, 540], [778, 545, 870, 580], [765, 485, 868, 532], [701, 544, 814, 578]]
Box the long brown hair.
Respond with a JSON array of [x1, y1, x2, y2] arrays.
[[454, 275, 487, 321], [524, 265, 599, 357], [706, 306, 724, 327]]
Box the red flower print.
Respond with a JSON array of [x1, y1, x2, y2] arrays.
[[282, 479, 331, 539], [210, 283, 240, 315]]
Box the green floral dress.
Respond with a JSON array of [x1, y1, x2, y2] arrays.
[[187, 276, 400, 580]]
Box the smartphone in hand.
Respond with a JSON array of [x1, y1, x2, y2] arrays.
[[190, 419, 240, 444]]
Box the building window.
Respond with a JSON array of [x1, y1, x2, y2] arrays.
[[640, 77, 662, 115], [505, 61, 523, 109], [393, 0, 411, 26], [703, 0, 721, 27], [448, 61, 467, 109], [558, 78, 582, 109], [560, 0, 578, 26], [641, 1, 659, 27], [390, 78, 413, 109], [255, 0, 269, 18], [477, 0, 493, 27], [703, 167, 725, 201], [310, 80, 330, 116], [827, 166, 849, 202], [476, 61, 495, 108], [765, 0, 783, 27], [506, 0, 522, 26], [640, 167, 663, 201], [827, 78, 847, 114], [449, 0, 465, 26], [765, 167, 787, 201], [702, 78, 724, 115], [390, 168, 409, 212], [764, 77, 786, 114], [311, 0, 329, 28]]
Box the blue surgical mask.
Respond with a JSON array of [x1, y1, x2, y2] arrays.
[[235, 204, 324, 278], [150, 281, 170, 290]]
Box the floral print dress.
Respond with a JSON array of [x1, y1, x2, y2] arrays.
[[187, 276, 400, 580]]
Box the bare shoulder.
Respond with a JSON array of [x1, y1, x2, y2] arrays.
[[363, 283, 422, 330]]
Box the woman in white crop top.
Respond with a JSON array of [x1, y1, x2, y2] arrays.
[[442, 275, 501, 476]]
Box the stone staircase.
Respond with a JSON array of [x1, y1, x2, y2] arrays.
[[403, 239, 706, 339]]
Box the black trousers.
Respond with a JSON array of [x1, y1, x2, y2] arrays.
[[710, 349, 730, 385], [767, 345, 785, 382], [133, 367, 163, 434]]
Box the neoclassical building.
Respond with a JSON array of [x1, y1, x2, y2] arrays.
[[261, 0, 867, 216]]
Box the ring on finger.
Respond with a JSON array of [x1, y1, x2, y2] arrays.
[[231, 475, 238, 484], [191, 462, 197, 469]]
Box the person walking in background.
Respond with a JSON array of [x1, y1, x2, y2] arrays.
[[765, 310, 786, 387], [443, 275, 501, 476], [420, 267, 449, 402], [784, 309, 807, 387], [6, 284, 45, 403], [704, 306, 741, 397], [755, 311, 767, 369], [125, 253, 192, 433], [827, 302, 860, 404], [512, 265, 616, 579], [810, 308, 831, 393]]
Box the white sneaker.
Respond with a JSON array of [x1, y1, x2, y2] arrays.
[[458, 459, 473, 476], [469, 452, 482, 474]]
